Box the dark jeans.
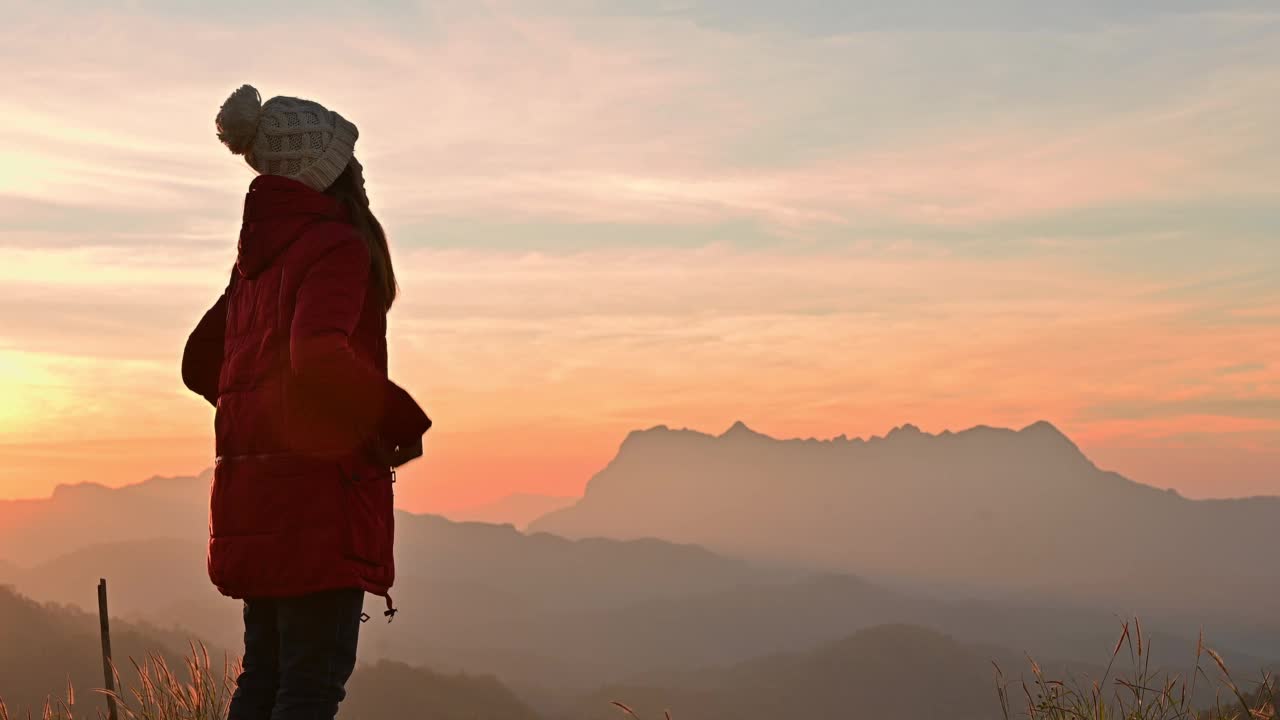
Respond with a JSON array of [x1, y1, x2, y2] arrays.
[[227, 588, 365, 720]]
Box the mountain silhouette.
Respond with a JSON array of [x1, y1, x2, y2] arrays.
[[531, 421, 1279, 622], [0, 472, 210, 566]]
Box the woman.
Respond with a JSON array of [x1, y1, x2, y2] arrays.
[[181, 85, 431, 720]]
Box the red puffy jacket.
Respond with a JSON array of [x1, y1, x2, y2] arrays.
[[182, 175, 430, 603]]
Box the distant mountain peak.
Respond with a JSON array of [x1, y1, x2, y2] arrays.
[[720, 420, 763, 439], [1017, 420, 1082, 453], [621, 419, 1087, 453], [50, 481, 112, 499], [1020, 419, 1065, 437], [884, 423, 925, 439]]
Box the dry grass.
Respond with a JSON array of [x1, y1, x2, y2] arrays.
[[994, 619, 1276, 720], [4, 621, 1274, 720], [610, 701, 672, 719], [0, 642, 239, 720]]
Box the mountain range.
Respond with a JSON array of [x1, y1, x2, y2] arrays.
[[532, 420, 1279, 624], [2, 420, 1276, 716]]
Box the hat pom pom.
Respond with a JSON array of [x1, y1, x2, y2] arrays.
[[216, 84, 263, 155]]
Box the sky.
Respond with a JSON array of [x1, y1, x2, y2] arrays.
[[1, 0, 1277, 511]]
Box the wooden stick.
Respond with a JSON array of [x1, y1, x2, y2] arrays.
[[97, 578, 119, 720]]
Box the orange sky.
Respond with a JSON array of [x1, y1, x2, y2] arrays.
[[1, 3, 1278, 511]]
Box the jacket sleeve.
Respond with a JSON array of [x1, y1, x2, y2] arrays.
[[290, 231, 431, 450], [182, 290, 228, 407]]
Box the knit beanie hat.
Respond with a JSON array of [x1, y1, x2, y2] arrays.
[[215, 84, 358, 192]]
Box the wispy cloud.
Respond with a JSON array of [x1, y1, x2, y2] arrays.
[[0, 1, 1277, 505], [4, 5, 1278, 238]]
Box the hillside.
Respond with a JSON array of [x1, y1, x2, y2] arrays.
[[563, 625, 999, 720], [5, 574, 1266, 720], [0, 585, 196, 714], [531, 421, 1279, 622], [342, 661, 542, 720], [0, 585, 543, 720]]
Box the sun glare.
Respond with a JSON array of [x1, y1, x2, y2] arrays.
[[0, 351, 60, 436]]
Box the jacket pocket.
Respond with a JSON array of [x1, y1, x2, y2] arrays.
[[211, 457, 342, 538], [341, 467, 395, 567]]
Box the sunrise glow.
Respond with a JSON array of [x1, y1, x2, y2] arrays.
[[1, 3, 1277, 511]]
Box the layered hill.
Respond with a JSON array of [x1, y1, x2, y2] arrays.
[[0, 585, 199, 713], [0, 472, 209, 566], [3, 431, 1275, 698], [565, 625, 1004, 720], [0, 585, 542, 720]]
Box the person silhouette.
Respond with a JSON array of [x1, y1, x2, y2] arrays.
[[182, 84, 431, 720]]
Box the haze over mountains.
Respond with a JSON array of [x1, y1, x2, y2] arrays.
[[533, 420, 1280, 622], [0, 471, 211, 566], [2, 420, 1276, 717], [443, 493, 577, 530]]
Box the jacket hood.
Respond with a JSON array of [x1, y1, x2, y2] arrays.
[[237, 175, 349, 278]]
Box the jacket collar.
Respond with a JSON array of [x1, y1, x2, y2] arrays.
[[236, 175, 349, 278]]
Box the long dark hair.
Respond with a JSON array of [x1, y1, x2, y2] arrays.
[[326, 163, 397, 310]]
